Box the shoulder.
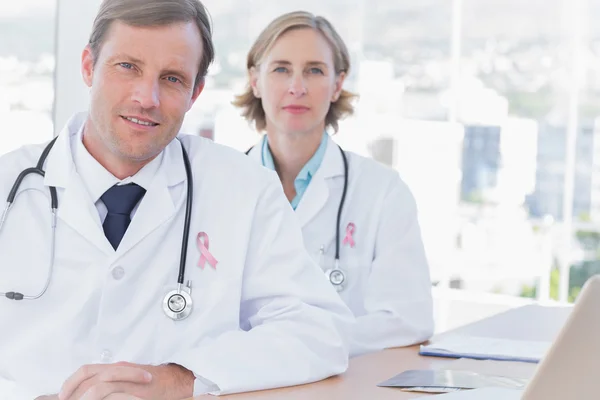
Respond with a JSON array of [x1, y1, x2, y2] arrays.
[[0, 141, 49, 188], [345, 150, 414, 201], [177, 134, 279, 188]]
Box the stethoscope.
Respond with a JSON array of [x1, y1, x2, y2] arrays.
[[1, 137, 196, 321], [246, 141, 350, 291]]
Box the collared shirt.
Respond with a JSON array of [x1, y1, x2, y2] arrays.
[[261, 132, 328, 210], [71, 124, 163, 225]]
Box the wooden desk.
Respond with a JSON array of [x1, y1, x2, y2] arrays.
[[192, 304, 572, 399]]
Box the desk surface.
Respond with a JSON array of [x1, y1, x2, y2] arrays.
[[192, 304, 572, 400]]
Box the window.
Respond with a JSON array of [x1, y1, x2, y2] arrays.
[[51, 1, 596, 318], [184, 0, 587, 303], [0, 0, 56, 156]]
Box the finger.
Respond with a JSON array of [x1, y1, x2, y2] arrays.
[[60, 365, 152, 400], [80, 382, 123, 400], [96, 366, 153, 386], [106, 394, 144, 400], [59, 364, 108, 400], [79, 380, 148, 400]]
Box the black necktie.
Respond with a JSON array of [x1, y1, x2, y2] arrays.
[[101, 183, 146, 250]]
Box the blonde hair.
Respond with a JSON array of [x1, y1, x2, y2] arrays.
[[232, 11, 357, 133]]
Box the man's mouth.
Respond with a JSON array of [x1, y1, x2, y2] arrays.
[[121, 116, 159, 127]]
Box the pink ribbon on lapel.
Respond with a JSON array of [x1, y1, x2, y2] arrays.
[[343, 223, 356, 248], [197, 232, 218, 270]]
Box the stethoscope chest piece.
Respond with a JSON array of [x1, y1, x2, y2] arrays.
[[162, 282, 193, 321], [325, 267, 346, 292]]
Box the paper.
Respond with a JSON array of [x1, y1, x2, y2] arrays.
[[414, 387, 523, 399], [447, 358, 537, 380], [420, 335, 552, 363]]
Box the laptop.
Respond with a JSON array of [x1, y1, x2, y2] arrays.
[[424, 274, 600, 399]]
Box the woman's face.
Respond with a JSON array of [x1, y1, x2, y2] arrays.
[[251, 28, 345, 135]]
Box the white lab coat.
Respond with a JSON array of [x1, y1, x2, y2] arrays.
[[248, 136, 434, 356], [0, 113, 354, 398]]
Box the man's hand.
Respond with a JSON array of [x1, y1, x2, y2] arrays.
[[57, 362, 194, 400]]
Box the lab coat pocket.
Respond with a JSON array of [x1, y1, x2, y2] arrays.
[[152, 272, 242, 363]]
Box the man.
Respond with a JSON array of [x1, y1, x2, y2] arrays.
[[0, 0, 354, 399]]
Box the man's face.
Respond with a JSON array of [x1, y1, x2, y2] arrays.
[[81, 21, 205, 166]]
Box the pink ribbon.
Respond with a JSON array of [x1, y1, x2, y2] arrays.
[[343, 223, 356, 248], [197, 232, 218, 270]]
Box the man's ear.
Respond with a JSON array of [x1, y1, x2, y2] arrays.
[[81, 45, 95, 88]]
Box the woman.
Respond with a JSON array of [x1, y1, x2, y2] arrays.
[[233, 11, 434, 356]]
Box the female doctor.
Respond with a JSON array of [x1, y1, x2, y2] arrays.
[[234, 11, 434, 356]]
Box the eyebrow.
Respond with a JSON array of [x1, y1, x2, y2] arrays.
[[269, 60, 329, 68], [108, 54, 145, 66]]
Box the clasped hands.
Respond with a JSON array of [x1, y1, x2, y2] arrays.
[[36, 361, 194, 400]]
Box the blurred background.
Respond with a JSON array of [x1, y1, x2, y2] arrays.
[[2, 0, 599, 331]]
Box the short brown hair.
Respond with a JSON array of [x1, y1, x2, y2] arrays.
[[89, 0, 215, 89], [232, 11, 357, 133]]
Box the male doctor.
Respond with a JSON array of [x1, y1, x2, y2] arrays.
[[0, 0, 354, 399]]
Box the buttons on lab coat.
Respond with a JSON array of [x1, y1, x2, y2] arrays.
[[111, 266, 125, 280], [100, 349, 112, 363]]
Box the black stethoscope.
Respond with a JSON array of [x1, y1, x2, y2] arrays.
[[0, 137, 196, 321], [246, 140, 350, 291]]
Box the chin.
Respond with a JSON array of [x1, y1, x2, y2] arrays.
[[114, 141, 160, 163], [280, 122, 313, 135]]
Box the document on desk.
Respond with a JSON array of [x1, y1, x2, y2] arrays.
[[419, 335, 552, 363], [414, 387, 523, 399], [447, 358, 537, 380]]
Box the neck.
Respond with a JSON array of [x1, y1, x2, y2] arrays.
[[82, 120, 151, 180], [266, 125, 324, 187]]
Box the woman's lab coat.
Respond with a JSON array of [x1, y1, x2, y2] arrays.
[[247, 135, 434, 356]]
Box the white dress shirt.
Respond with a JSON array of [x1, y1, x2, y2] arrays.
[[71, 124, 162, 225]]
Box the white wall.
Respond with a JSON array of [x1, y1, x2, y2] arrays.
[[53, 0, 102, 134]]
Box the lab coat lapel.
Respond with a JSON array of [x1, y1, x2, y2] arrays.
[[246, 140, 262, 161], [58, 170, 115, 254], [295, 136, 345, 228], [43, 115, 115, 255], [115, 139, 186, 256]]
